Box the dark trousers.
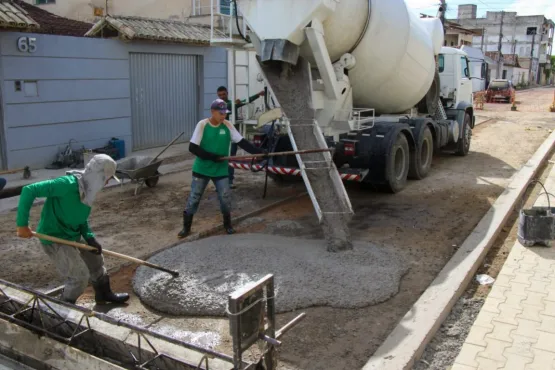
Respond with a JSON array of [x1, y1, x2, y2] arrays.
[[228, 143, 238, 184]]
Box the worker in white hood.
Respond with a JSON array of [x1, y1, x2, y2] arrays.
[[16, 154, 129, 305]]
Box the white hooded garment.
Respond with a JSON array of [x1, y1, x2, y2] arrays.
[[67, 154, 119, 207]]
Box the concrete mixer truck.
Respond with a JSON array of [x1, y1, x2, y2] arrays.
[[223, 0, 475, 195]]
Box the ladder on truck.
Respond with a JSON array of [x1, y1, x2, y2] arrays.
[[230, 49, 254, 137], [208, 1, 354, 252]]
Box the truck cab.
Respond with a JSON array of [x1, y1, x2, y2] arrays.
[[438, 47, 474, 110]]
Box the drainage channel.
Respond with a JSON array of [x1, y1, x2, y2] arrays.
[[0, 277, 304, 370]]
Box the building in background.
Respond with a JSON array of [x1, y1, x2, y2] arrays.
[[452, 4, 554, 86], [0, 1, 228, 170]]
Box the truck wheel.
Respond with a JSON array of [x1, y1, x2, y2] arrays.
[[409, 126, 433, 180], [384, 133, 410, 193], [455, 113, 472, 156]]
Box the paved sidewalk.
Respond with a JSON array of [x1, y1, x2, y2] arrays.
[[452, 167, 555, 369]]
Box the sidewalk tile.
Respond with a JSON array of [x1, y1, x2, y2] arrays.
[[535, 258, 555, 273], [517, 305, 544, 323], [513, 318, 541, 339], [457, 343, 486, 367], [478, 338, 511, 362], [509, 282, 534, 297], [486, 322, 517, 343], [514, 262, 538, 275], [530, 270, 552, 283], [489, 285, 510, 300], [504, 334, 538, 358], [483, 297, 507, 314], [476, 356, 504, 369], [542, 302, 555, 317], [511, 272, 534, 286], [545, 289, 555, 303], [521, 292, 548, 308], [502, 354, 533, 370], [451, 363, 478, 370], [474, 310, 499, 330], [525, 348, 555, 370], [497, 274, 515, 288], [533, 332, 555, 353], [466, 326, 494, 347], [503, 295, 526, 309], [538, 315, 555, 334], [526, 281, 550, 295], [493, 305, 524, 326]]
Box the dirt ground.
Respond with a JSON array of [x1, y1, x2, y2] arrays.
[[0, 170, 301, 290], [1, 87, 554, 370]]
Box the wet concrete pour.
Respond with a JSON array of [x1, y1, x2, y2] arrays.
[[133, 234, 408, 316]]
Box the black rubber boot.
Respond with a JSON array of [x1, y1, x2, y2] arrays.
[[223, 213, 235, 235], [93, 275, 129, 305], [177, 212, 194, 239]]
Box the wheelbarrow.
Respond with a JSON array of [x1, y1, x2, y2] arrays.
[[116, 156, 164, 196], [116, 132, 184, 195]]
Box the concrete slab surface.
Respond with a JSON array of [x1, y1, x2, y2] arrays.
[[133, 234, 408, 316]]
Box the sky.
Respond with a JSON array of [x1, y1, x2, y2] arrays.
[[405, 0, 555, 21]]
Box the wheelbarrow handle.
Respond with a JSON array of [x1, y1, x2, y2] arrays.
[[149, 132, 185, 165]]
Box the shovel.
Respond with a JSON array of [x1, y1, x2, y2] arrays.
[[33, 232, 179, 277]]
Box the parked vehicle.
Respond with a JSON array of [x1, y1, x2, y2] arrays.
[[486, 79, 516, 103]]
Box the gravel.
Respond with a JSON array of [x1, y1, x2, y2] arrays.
[[133, 234, 408, 316], [413, 297, 485, 370]]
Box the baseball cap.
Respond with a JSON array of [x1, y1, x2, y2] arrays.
[[211, 99, 230, 114]]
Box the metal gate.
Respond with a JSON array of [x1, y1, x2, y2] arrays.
[[130, 53, 199, 150]]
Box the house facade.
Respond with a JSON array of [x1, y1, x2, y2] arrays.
[[452, 5, 554, 85], [0, 3, 228, 170]]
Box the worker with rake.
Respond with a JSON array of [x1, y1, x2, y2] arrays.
[[16, 154, 129, 305], [178, 99, 266, 238]]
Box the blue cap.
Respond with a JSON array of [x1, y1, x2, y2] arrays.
[[211, 99, 230, 114]]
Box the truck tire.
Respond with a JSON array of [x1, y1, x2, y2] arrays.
[[384, 133, 410, 193], [455, 113, 472, 156], [409, 126, 433, 180]]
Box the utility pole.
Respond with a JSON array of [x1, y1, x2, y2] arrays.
[[496, 11, 504, 78], [480, 27, 485, 52], [529, 30, 536, 85], [439, 0, 447, 36]]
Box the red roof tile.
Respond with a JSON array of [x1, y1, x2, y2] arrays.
[[9, 0, 92, 37]]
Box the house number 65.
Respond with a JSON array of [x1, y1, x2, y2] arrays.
[[17, 37, 37, 53]]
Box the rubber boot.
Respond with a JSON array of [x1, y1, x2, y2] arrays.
[[178, 212, 194, 239], [223, 213, 235, 235], [93, 275, 129, 304]]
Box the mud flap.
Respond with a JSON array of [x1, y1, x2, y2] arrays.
[[257, 56, 354, 252]]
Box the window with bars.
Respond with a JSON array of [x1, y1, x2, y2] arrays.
[[36, 0, 56, 4]]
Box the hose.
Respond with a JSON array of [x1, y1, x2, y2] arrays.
[[232, 0, 250, 43]]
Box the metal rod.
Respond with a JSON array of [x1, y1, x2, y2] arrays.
[[275, 313, 306, 340], [0, 278, 238, 364], [223, 148, 332, 161], [149, 131, 185, 165], [33, 232, 179, 277]]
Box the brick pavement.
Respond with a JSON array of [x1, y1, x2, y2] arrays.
[[452, 166, 555, 370]]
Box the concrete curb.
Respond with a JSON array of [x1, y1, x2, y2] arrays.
[[362, 130, 555, 370]]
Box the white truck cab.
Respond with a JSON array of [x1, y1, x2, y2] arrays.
[[438, 47, 474, 110]]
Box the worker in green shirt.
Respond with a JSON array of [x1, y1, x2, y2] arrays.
[[217, 86, 265, 188], [16, 154, 129, 305], [178, 99, 266, 238]]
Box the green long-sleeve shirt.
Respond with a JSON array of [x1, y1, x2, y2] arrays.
[[16, 175, 94, 245], [225, 93, 263, 120]]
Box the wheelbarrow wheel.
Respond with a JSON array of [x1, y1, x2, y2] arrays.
[[145, 172, 160, 188]]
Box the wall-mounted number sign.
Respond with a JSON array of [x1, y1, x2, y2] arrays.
[[17, 37, 37, 53]]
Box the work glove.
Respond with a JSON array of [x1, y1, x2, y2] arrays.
[[17, 226, 33, 239], [85, 237, 102, 255]]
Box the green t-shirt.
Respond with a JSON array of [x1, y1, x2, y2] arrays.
[[16, 175, 95, 245], [191, 118, 243, 178]]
